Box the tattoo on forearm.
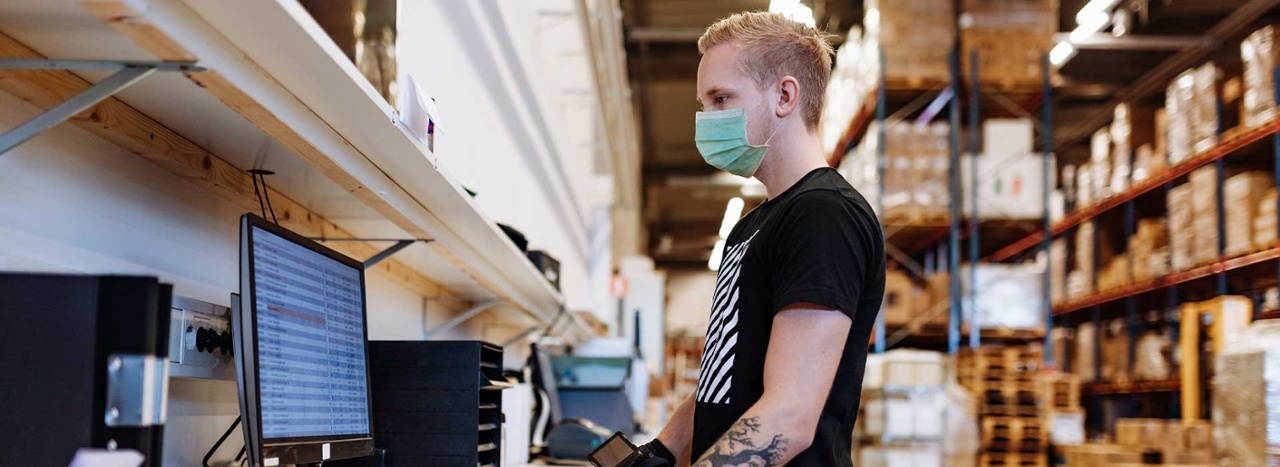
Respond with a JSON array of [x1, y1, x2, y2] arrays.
[[692, 417, 788, 467]]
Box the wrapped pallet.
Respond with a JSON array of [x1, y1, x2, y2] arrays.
[[1225, 172, 1275, 256], [1091, 129, 1113, 201], [1190, 63, 1222, 155], [960, 263, 1045, 330], [1190, 166, 1220, 264], [1132, 330, 1174, 381], [1168, 183, 1196, 270], [866, 0, 954, 83], [1130, 218, 1168, 281], [1101, 318, 1131, 383], [883, 269, 918, 326], [1075, 222, 1095, 294], [1074, 322, 1097, 382], [1077, 162, 1095, 208], [1110, 104, 1157, 194], [1212, 320, 1280, 466], [960, 0, 1057, 85], [1242, 25, 1280, 128], [1255, 187, 1279, 250], [1051, 238, 1068, 303], [1167, 70, 1196, 164]]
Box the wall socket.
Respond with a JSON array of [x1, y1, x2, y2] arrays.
[[169, 295, 235, 381]]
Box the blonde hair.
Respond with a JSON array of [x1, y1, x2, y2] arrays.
[[698, 11, 834, 130]]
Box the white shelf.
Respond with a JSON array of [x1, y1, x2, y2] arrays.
[[0, 0, 575, 330]]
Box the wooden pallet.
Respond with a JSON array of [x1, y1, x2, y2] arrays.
[[958, 346, 1044, 375], [981, 416, 1048, 453], [1038, 373, 1081, 411], [979, 452, 1048, 467], [976, 382, 1043, 408], [980, 403, 1043, 418]]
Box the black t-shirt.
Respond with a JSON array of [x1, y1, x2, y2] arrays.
[[690, 167, 886, 466]]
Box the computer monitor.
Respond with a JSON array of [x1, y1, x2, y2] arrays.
[[235, 213, 375, 466]]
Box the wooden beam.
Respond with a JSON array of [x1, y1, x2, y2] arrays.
[[0, 31, 469, 310], [76, 0, 517, 308]]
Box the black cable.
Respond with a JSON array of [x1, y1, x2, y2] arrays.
[[251, 173, 267, 219], [258, 172, 279, 224], [203, 416, 242, 467], [235, 446, 245, 463]]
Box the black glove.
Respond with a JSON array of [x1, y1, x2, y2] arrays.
[[637, 439, 676, 467]]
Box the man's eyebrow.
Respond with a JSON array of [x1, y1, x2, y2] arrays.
[[701, 87, 727, 98]]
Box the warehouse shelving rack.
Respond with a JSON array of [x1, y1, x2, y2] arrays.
[[978, 10, 1280, 432], [828, 46, 1055, 356]]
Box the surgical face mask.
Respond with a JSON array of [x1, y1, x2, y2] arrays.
[[694, 98, 783, 177]]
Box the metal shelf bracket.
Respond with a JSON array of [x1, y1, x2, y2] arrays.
[[0, 59, 203, 156], [309, 237, 434, 269], [425, 300, 503, 338]]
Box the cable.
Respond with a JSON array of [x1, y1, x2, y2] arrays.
[[251, 173, 267, 220], [203, 416, 242, 467], [258, 172, 279, 224], [235, 446, 245, 463]]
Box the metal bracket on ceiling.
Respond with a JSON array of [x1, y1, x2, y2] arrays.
[[0, 59, 203, 156], [309, 237, 435, 269]]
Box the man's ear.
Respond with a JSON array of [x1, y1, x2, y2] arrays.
[[776, 76, 801, 118]]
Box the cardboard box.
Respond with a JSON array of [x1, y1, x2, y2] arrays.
[[960, 0, 1056, 85], [1116, 418, 1166, 448], [883, 270, 918, 326], [984, 118, 1035, 157], [1110, 104, 1157, 194], [1167, 183, 1196, 270], [883, 350, 947, 387], [868, 0, 955, 82], [1051, 239, 1067, 303], [1242, 25, 1280, 128], [1063, 444, 1143, 466], [1091, 129, 1113, 201], [1255, 187, 1279, 250], [961, 152, 1053, 220], [960, 263, 1045, 330], [1074, 322, 1097, 382], [1184, 420, 1212, 451], [1225, 171, 1274, 256]]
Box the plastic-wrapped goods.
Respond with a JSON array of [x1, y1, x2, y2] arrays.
[[1075, 222, 1095, 293], [883, 270, 918, 326], [1074, 322, 1097, 382], [1101, 318, 1131, 383], [883, 349, 948, 388], [862, 390, 947, 440], [1048, 410, 1085, 446], [960, 152, 1052, 220], [1148, 247, 1170, 279], [1066, 270, 1089, 300], [1166, 71, 1196, 164], [1132, 331, 1174, 381], [961, 0, 1056, 85], [858, 443, 943, 467], [1051, 239, 1068, 304], [1130, 218, 1168, 281], [960, 263, 1045, 330], [1131, 143, 1165, 183], [866, 0, 954, 82], [1212, 320, 1280, 466], [1190, 63, 1221, 155], [1050, 327, 1074, 373], [1225, 172, 1275, 256], [1110, 104, 1157, 194], [1077, 162, 1094, 208], [1255, 187, 1279, 250], [1242, 25, 1280, 128], [1167, 183, 1196, 271], [1190, 166, 1221, 264], [1091, 129, 1113, 201]]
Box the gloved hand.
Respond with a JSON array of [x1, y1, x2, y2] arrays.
[[637, 439, 676, 467]]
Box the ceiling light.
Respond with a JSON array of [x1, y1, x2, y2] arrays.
[[1050, 42, 1077, 67], [1070, 11, 1110, 42], [719, 197, 745, 238], [769, 0, 816, 28], [708, 238, 727, 271], [1075, 0, 1122, 25]]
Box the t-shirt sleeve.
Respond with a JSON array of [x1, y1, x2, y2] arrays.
[[769, 190, 877, 319]]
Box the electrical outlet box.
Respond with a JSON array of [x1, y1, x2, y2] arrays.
[[168, 295, 235, 381]]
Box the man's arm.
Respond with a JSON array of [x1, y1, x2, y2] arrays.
[[692, 304, 851, 466], [655, 392, 697, 467]]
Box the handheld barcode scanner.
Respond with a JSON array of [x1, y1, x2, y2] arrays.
[[588, 433, 672, 467]]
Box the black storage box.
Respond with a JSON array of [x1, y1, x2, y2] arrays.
[[527, 250, 561, 291]]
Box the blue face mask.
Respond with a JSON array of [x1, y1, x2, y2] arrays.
[[694, 99, 782, 177]]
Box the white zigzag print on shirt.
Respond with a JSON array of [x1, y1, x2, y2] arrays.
[[695, 231, 757, 405]]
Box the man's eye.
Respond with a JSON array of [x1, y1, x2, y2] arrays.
[[715, 96, 728, 104]]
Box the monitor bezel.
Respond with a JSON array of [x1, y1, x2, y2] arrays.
[[239, 213, 375, 465]]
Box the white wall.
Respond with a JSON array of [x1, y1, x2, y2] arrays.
[[665, 270, 718, 336], [397, 0, 610, 315], [0, 88, 532, 465]]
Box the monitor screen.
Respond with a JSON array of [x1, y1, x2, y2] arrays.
[[250, 225, 370, 440]]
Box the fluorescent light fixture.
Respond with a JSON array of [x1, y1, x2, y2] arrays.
[[1076, 0, 1122, 25], [1070, 11, 1110, 42], [769, 0, 816, 28], [719, 197, 745, 238], [865, 7, 880, 32], [1050, 41, 1076, 67], [708, 238, 727, 271]]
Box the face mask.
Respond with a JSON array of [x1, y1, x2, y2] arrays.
[[694, 98, 783, 177]]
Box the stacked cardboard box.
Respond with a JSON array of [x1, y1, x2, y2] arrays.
[[1166, 64, 1220, 163], [1063, 419, 1212, 466], [1050, 239, 1067, 304], [1167, 183, 1196, 271], [1224, 172, 1275, 256], [1039, 372, 1084, 447], [867, 0, 954, 82], [844, 122, 951, 220], [961, 0, 1056, 87], [1074, 223, 1095, 295], [1242, 25, 1280, 128], [1090, 129, 1113, 201], [1189, 166, 1220, 265], [1255, 187, 1279, 250], [1101, 318, 1132, 384], [1212, 320, 1280, 466], [882, 269, 919, 326], [1130, 218, 1170, 282], [1097, 255, 1131, 292], [1110, 104, 1158, 194], [1073, 322, 1097, 382]]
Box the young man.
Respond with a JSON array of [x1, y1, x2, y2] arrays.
[[639, 11, 886, 467]]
